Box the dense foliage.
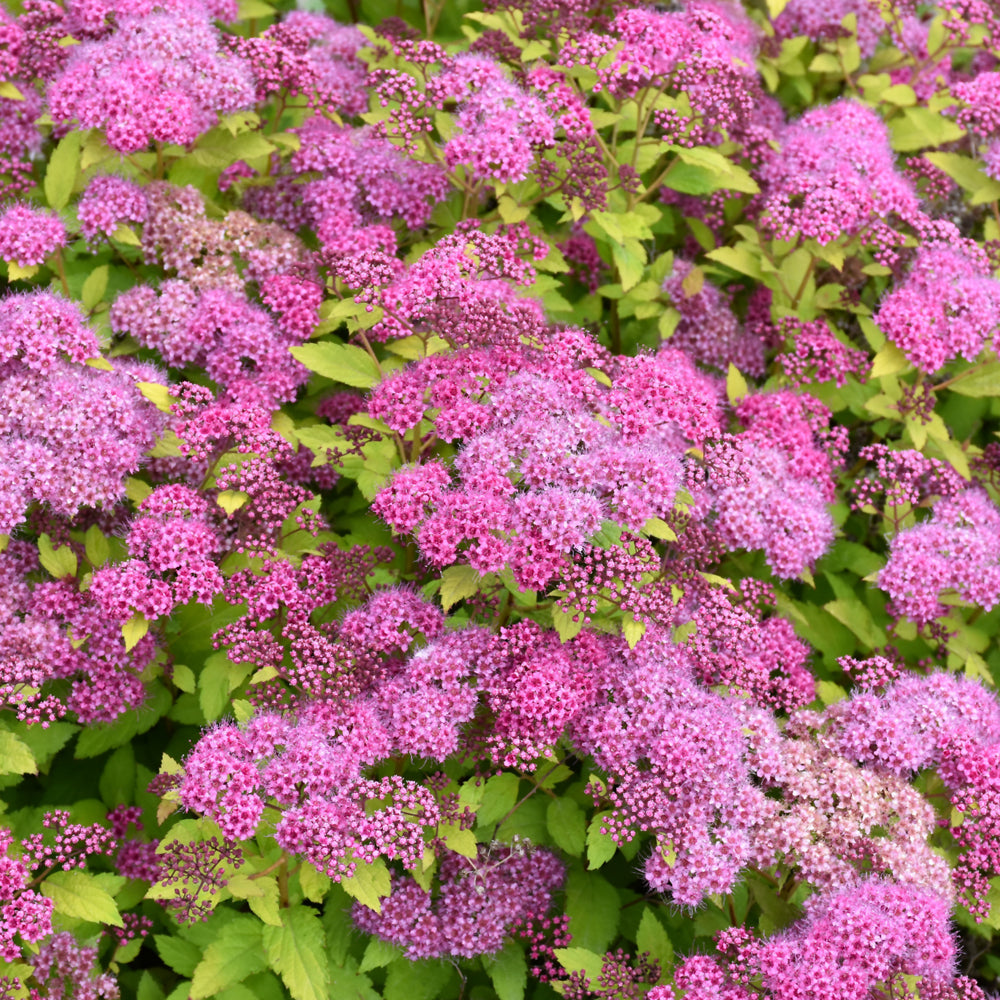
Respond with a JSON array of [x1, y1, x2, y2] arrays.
[[1, 0, 1000, 996]]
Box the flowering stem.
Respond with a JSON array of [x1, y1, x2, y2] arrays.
[[53, 247, 70, 297]]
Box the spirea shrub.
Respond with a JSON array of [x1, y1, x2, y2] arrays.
[[2, 0, 1000, 997]]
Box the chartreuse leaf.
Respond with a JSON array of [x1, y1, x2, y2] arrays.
[[290, 342, 381, 388], [586, 811, 617, 870], [298, 862, 330, 903], [263, 905, 330, 1000], [44, 130, 82, 210], [554, 947, 605, 981], [439, 564, 481, 611], [340, 857, 391, 913], [484, 940, 528, 1000], [945, 360, 1000, 397], [0, 729, 36, 775], [636, 910, 674, 971], [41, 870, 124, 927], [122, 613, 149, 652], [190, 916, 267, 998], [475, 772, 520, 827], [552, 605, 584, 642], [38, 534, 77, 578]]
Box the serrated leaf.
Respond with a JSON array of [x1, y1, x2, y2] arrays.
[[217, 490, 250, 515], [547, 797, 586, 856], [554, 947, 605, 981], [622, 616, 646, 648], [122, 613, 149, 651], [0, 730, 37, 775], [643, 517, 676, 541], [38, 533, 77, 578], [137, 382, 174, 412], [6, 261, 38, 280], [263, 905, 330, 1000], [586, 812, 617, 870], [871, 341, 909, 378], [441, 822, 478, 859], [81, 265, 109, 311], [359, 937, 403, 974], [944, 360, 1000, 397], [636, 910, 673, 969], [41, 869, 123, 927], [44, 130, 82, 211], [439, 564, 481, 611], [290, 343, 381, 389], [190, 917, 266, 998], [247, 875, 282, 926], [340, 857, 391, 913], [476, 772, 520, 827], [172, 664, 196, 693], [552, 605, 584, 642], [484, 940, 528, 1000], [84, 524, 110, 567]]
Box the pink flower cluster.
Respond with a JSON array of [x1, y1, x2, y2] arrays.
[[0, 826, 53, 962], [90, 484, 224, 622], [77, 175, 148, 241], [661, 879, 964, 1000], [0, 204, 66, 268], [662, 259, 765, 376], [353, 843, 565, 959], [47, 2, 255, 152], [759, 100, 920, 245], [0, 293, 164, 534], [874, 245, 1000, 373], [110, 279, 311, 404], [878, 488, 1000, 625]]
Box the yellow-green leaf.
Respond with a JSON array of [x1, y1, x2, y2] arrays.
[[38, 534, 77, 579], [262, 905, 330, 1000], [7, 261, 38, 281], [0, 730, 37, 775], [122, 613, 149, 651], [643, 517, 676, 541], [137, 382, 174, 412], [341, 857, 391, 913], [44, 130, 82, 211], [84, 525, 110, 567], [190, 917, 266, 998], [290, 342, 381, 389], [217, 490, 250, 516], [41, 870, 123, 927], [871, 341, 910, 377], [439, 564, 481, 611], [81, 265, 109, 311], [726, 363, 748, 404]]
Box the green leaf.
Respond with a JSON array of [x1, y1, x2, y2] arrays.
[[190, 917, 266, 998], [156, 936, 202, 977], [552, 605, 584, 642], [38, 533, 77, 578], [439, 564, 481, 611], [667, 146, 759, 194], [622, 616, 646, 648], [484, 940, 527, 1000], [217, 490, 250, 516], [945, 360, 1000, 397], [889, 107, 964, 152], [359, 937, 403, 974], [262, 905, 330, 1000], [925, 151, 1000, 203], [99, 744, 135, 807], [823, 596, 886, 649], [636, 910, 673, 970], [564, 868, 620, 953], [554, 947, 605, 981], [290, 343, 381, 389], [476, 772, 520, 827], [547, 797, 586, 856], [81, 265, 109, 311], [611, 239, 646, 293], [84, 524, 110, 567], [340, 857, 391, 913], [41, 870, 124, 927], [44, 130, 82, 211], [0, 729, 37, 775], [383, 958, 452, 1000], [586, 812, 617, 870]]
